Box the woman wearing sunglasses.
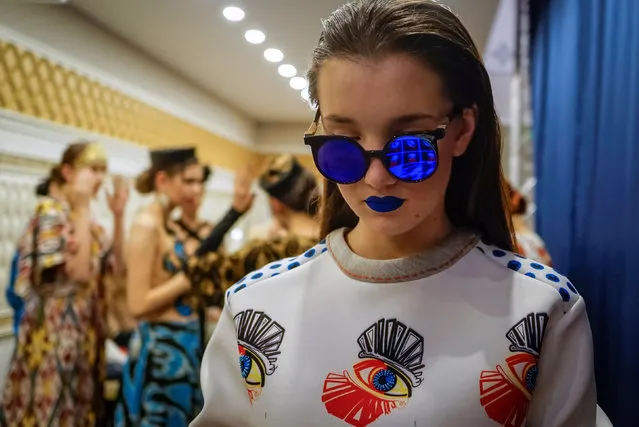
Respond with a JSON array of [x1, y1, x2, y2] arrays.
[[193, 1, 596, 426]]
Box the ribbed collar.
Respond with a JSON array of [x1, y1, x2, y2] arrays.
[[326, 227, 479, 283]]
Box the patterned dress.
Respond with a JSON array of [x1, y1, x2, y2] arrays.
[[0, 197, 110, 427], [114, 231, 203, 427]]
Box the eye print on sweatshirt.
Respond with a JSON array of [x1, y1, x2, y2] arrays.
[[234, 310, 285, 403], [322, 318, 425, 427], [479, 312, 548, 427]]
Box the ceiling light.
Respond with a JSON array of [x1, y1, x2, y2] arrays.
[[289, 76, 308, 90], [244, 29, 266, 44], [264, 48, 284, 63], [223, 6, 245, 22], [278, 64, 297, 78], [301, 87, 310, 101]]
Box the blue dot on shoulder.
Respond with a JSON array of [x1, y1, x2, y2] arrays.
[[525, 272, 536, 278], [251, 272, 263, 280], [477, 247, 485, 254], [492, 249, 506, 258], [567, 281, 578, 294], [287, 262, 300, 270], [270, 264, 281, 269], [321, 247, 328, 253], [507, 260, 522, 271], [304, 248, 316, 258], [546, 273, 560, 283], [233, 283, 247, 293], [530, 263, 544, 270], [319, 239, 326, 245], [271, 273, 280, 277], [558, 287, 570, 302]]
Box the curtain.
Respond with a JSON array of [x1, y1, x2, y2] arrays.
[[530, 0, 639, 425]]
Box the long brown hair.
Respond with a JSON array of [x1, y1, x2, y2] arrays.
[[307, 0, 514, 250], [134, 158, 198, 194]]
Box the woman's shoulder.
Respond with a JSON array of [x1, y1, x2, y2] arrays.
[[474, 239, 581, 312], [225, 237, 328, 302], [132, 206, 161, 230]]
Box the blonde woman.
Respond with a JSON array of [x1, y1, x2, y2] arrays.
[[1, 142, 127, 426]]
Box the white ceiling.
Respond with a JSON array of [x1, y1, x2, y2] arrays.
[[70, 0, 499, 124]]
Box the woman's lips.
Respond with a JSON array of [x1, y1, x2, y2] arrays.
[[364, 196, 405, 213]]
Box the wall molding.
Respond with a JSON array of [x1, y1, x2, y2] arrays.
[[0, 109, 236, 193], [0, 32, 254, 171], [0, 24, 254, 147]]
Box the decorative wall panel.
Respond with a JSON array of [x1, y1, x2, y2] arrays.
[[0, 39, 254, 170]]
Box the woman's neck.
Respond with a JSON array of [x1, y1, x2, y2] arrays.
[[347, 212, 453, 260], [179, 211, 199, 229], [150, 198, 175, 221]]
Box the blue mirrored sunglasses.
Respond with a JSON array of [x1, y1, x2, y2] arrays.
[[304, 111, 448, 184]]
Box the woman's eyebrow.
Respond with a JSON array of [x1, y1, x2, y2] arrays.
[[323, 112, 438, 127]]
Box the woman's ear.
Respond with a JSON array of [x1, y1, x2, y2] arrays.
[[154, 170, 168, 192], [60, 164, 74, 184], [452, 105, 478, 157]]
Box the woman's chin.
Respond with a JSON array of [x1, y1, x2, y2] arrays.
[[358, 213, 418, 238]]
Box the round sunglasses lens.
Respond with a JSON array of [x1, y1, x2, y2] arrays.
[[317, 139, 367, 183], [385, 135, 438, 181]]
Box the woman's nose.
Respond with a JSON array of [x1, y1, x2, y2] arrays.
[[363, 156, 397, 189]]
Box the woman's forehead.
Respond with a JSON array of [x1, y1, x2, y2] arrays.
[[316, 54, 451, 122]]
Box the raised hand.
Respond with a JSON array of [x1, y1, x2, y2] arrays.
[[107, 175, 130, 216], [232, 164, 255, 213]]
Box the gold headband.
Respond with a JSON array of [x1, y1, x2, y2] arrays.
[[74, 143, 108, 168]]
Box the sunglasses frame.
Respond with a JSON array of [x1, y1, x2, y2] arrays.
[[303, 110, 449, 184]]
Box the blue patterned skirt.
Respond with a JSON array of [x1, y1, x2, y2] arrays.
[[114, 320, 203, 426]]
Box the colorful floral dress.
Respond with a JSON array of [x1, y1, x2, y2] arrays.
[[1, 197, 110, 427]]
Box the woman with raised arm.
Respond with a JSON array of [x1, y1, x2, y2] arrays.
[[1, 141, 127, 426], [167, 164, 254, 332], [187, 155, 320, 305], [114, 148, 207, 426], [193, 1, 597, 426]]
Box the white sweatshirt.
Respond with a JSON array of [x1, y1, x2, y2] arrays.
[[192, 228, 597, 427]]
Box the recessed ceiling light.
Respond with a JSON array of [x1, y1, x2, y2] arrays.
[[264, 48, 284, 63], [223, 6, 245, 22], [245, 29, 266, 44], [301, 87, 310, 101], [278, 64, 297, 78], [290, 76, 308, 90]]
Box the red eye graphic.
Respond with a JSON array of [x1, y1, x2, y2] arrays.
[[479, 352, 538, 427], [322, 358, 411, 427]]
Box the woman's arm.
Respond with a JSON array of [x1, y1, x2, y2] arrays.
[[196, 164, 256, 256], [195, 208, 243, 256], [110, 213, 126, 276], [126, 212, 190, 319], [107, 175, 129, 276], [190, 302, 251, 426], [527, 297, 597, 426], [64, 201, 93, 283]]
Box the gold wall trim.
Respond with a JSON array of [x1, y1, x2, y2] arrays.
[[0, 39, 262, 170]]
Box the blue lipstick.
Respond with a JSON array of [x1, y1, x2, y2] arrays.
[[365, 196, 405, 213]]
